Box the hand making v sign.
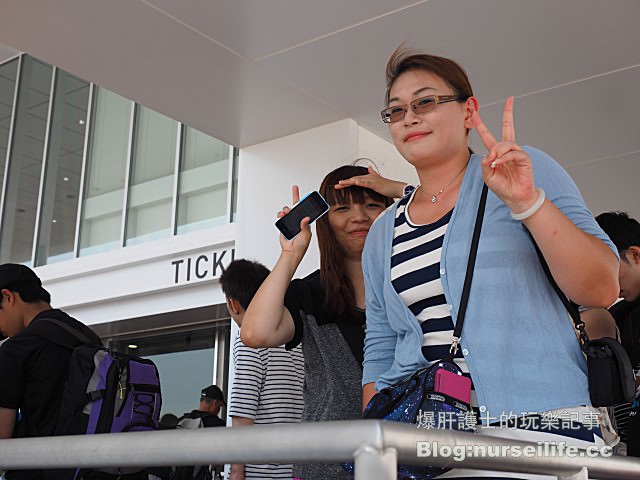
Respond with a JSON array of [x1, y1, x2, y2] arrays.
[[471, 96, 539, 215]]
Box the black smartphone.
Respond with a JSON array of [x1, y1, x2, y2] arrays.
[[275, 191, 330, 240]]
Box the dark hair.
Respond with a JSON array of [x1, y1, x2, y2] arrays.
[[595, 211, 640, 263], [385, 47, 474, 106], [159, 413, 178, 430], [219, 259, 270, 310], [317, 165, 393, 316], [0, 263, 51, 307], [0, 283, 51, 307]]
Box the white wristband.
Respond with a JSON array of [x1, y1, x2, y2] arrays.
[[510, 188, 545, 221]]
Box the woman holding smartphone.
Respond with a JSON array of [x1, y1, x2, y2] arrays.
[[359, 47, 620, 478], [241, 165, 394, 480]]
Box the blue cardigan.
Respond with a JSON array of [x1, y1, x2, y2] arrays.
[[362, 147, 617, 423]]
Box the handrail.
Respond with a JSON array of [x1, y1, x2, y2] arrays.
[[1, 420, 639, 480]]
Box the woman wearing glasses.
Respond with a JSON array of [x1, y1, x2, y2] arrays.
[[358, 48, 619, 478], [241, 165, 395, 479]]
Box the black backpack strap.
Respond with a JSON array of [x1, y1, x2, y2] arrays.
[[28, 317, 100, 350]]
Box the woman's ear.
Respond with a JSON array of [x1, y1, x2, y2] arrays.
[[463, 96, 479, 130]]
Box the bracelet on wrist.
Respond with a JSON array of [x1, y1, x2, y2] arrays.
[[510, 188, 545, 221]]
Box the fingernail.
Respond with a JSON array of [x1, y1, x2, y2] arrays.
[[490, 160, 497, 169]]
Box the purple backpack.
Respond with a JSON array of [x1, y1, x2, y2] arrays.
[[31, 318, 162, 479]]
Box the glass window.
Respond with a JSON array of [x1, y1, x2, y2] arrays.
[[0, 59, 18, 199], [109, 325, 229, 420], [79, 88, 131, 256], [0, 55, 237, 262], [150, 349, 215, 419], [35, 71, 90, 266], [0, 57, 52, 264], [177, 127, 230, 234], [125, 106, 177, 245]]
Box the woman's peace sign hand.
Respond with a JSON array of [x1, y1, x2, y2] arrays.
[[277, 185, 312, 261], [471, 96, 538, 213]]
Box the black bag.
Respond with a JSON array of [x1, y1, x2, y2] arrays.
[[172, 415, 212, 480], [171, 413, 224, 480], [583, 336, 635, 406], [30, 317, 163, 480], [534, 243, 636, 407]]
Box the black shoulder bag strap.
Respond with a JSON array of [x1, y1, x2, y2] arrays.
[[28, 317, 100, 350], [530, 240, 588, 342], [531, 233, 636, 405], [448, 183, 489, 358]]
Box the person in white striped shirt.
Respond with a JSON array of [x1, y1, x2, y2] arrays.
[[221, 259, 304, 480]]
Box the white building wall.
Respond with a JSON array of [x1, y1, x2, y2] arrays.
[[235, 118, 417, 266], [235, 119, 354, 271], [36, 225, 236, 326]]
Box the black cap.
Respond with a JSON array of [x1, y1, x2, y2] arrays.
[[200, 385, 226, 404], [0, 263, 43, 291]]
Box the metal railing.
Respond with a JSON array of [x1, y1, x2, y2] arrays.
[[1, 420, 640, 480]]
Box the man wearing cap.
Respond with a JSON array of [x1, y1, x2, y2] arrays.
[[178, 385, 226, 428], [173, 385, 226, 480], [0, 263, 102, 480]]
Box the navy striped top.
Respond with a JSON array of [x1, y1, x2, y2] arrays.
[[390, 192, 477, 407]]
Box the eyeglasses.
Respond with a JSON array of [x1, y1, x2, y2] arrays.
[[380, 95, 462, 124]]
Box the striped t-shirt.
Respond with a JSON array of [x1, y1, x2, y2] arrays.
[[228, 333, 304, 478], [390, 193, 477, 407]]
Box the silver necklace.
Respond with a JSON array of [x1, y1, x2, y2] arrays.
[[428, 163, 468, 204]]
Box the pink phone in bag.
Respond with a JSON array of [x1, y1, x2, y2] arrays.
[[434, 369, 471, 404]]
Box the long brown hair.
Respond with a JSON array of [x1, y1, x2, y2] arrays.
[[316, 165, 392, 316]]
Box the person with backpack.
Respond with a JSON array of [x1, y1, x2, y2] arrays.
[[173, 386, 226, 480], [0, 263, 103, 480], [177, 385, 226, 428]]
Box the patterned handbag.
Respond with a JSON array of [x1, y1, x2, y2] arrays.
[[361, 359, 474, 479], [363, 359, 472, 427], [344, 184, 488, 480]]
